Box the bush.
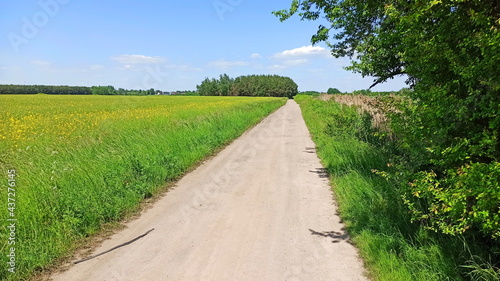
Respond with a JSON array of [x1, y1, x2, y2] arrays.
[[382, 92, 500, 241], [327, 87, 341, 94], [299, 91, 321, 96]]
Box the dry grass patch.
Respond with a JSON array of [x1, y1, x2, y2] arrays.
[[319, 94, 390, 132]]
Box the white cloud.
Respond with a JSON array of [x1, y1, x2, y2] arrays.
[[250, 53, 262, 59], [283, 59, 308, 66], [268, 45, 333, 70], [90, 64, 105, 70], [111, 54, 166, 64], [31, 60, 51, 67], [269, 64, 287, 71], [267, 59, 308, 72], [273, 45, 331, 59], [164, 64, 203, 72], [207, 59, 249, 69]]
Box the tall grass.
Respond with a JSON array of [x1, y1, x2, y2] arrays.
[[0, 95, 286, 280], [295, 95, 496, 280]]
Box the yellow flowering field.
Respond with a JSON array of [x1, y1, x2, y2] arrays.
[[1, 95, 272, 147], [0, 94, 285, 280]]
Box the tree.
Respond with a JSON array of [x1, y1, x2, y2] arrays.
[[91, 86, 116, 95], [197, 74, 298, 98], [274, 1, 500, 240], [327, 88, 341, 94], [274, 0, 498, 90], [230, 75, 298, 98], [196, 77, 218, 96], [218, 74, 234, 96]]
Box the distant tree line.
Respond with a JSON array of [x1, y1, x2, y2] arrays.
[[299, 88, 411, 96], [0, 84, 91, 95], [323, 88, 412, 97], [197, 74, 298, 99], [0, 85, 158, 96], [299, 91, 321, 96], [94, 86, 156, 96]]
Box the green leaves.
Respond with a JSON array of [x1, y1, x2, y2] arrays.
[[406, 162, 500, 239], [274, 0, 499, 89], [271, 0, 299, 22]]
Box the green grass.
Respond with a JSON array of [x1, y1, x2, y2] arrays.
[[295, 95, 484, 281], [0, 95, 286, 280]]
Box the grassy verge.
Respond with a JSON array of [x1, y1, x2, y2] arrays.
[[0, 95, 286, 280], [295, 95, 495, 281]]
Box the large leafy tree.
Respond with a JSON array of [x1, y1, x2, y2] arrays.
[[274, 0, 499, 89], [275, 1, 500, 240]]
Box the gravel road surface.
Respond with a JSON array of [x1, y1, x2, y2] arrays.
[[51, 100, 368, 281]]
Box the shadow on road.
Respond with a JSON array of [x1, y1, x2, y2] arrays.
[[309, 167, 329, 178], [309, 228, 351, 244]]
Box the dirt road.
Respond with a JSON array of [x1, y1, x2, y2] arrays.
[[51, 100, 368, 281]]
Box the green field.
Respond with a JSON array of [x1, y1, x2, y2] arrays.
[[0, 95, 286, 280]]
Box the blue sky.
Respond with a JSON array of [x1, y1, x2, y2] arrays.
[[0, 0, 407, 92]]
